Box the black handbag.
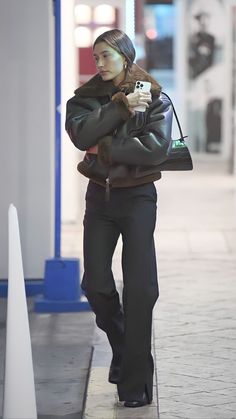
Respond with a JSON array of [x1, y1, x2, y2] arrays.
[[157, 92, 193, 171]]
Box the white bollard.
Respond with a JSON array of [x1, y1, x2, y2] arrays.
[[3, 204, 37, 419]]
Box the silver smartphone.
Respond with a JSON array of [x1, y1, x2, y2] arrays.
[[133, 80, 151, 112]]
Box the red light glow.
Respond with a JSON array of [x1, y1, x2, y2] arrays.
[[146, 29, 158, 40]]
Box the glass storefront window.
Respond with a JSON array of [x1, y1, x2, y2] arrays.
[[144, 2, 175, 71]]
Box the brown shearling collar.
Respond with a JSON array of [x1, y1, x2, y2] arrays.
[[75, 63, 161, 98]]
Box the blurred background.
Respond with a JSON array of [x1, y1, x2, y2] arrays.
[[0, 0, 236, 281]]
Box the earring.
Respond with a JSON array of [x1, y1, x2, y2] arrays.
[[124, 63, 127, 69]]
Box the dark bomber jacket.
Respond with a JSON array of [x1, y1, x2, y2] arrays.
[[65, 64, 173, 189]]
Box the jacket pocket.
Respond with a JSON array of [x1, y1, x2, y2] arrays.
[[77, 153, 108, 180]]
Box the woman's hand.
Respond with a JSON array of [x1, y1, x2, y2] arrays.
[[126, 91, 152, 112]]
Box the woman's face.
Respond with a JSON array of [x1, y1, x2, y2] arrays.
[[93, 41, 126, 86]]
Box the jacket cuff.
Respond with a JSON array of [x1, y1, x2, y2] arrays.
[[98, 135, 113, 167], [112, 92, 133, 120]]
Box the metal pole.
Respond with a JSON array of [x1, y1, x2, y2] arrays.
[[54, 0, 61, 258]]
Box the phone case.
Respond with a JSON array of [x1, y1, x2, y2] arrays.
[[133, 80, 151, 112]]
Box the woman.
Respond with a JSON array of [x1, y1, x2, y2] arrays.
[[65, 29, 173, 408]]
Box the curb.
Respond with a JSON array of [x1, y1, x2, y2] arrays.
[[82, 328, 159, 419]]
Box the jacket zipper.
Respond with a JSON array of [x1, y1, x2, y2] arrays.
[[105, 129, 116, 202], [105, 176, 110, 201]]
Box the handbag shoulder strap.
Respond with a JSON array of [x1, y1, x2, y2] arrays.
[[162, 91, 187, 141]]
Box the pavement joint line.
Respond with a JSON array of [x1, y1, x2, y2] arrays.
[[153, 324, 160, 419]]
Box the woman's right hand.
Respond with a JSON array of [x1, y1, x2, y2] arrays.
[[126, 91, 152, 111]]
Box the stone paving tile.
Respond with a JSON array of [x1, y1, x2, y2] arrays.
[[224, 231, 236, 253], [83, 367, 118, 419], [170, 391, 236, 407], [160, 379, 236, 396], [158, 397, 236, 418], [116, 404, 158, 419], [177, 406, 236, 419], [158, 414, 187, 419], [156, 231, 190, 253], [213, 387, 236, 397], [188, 231, 229, 253], [224, 402, 236, 413]]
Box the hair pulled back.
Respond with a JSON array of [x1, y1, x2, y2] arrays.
[[93, 29, 136, 70]]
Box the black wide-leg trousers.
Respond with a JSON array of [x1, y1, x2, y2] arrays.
[[81, 180, 159, 402]]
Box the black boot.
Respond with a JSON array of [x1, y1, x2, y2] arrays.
[[124, 392, 151, 408], [108, 355, 122, 384]]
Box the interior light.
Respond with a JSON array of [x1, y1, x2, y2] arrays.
[[74, 4, 92, 24], [93, 5, 115, 24], [74, 26, 92, 47], [93, 27, 112, 43]]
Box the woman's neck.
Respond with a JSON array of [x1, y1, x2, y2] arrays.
[[112, 69, 126, 87]]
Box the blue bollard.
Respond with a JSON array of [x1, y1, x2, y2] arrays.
[[34, 258, 91, 313]]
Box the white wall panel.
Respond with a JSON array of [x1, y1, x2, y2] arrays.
[[0, 0, 54, 278]]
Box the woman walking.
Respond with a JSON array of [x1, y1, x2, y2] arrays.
[[65, 29, 173, 408]]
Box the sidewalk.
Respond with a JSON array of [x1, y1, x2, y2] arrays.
[[81, 157, 236, 419], [0, 158, 234, 418]]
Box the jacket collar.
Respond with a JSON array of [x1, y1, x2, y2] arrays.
[[74, 64, 161, 98]]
